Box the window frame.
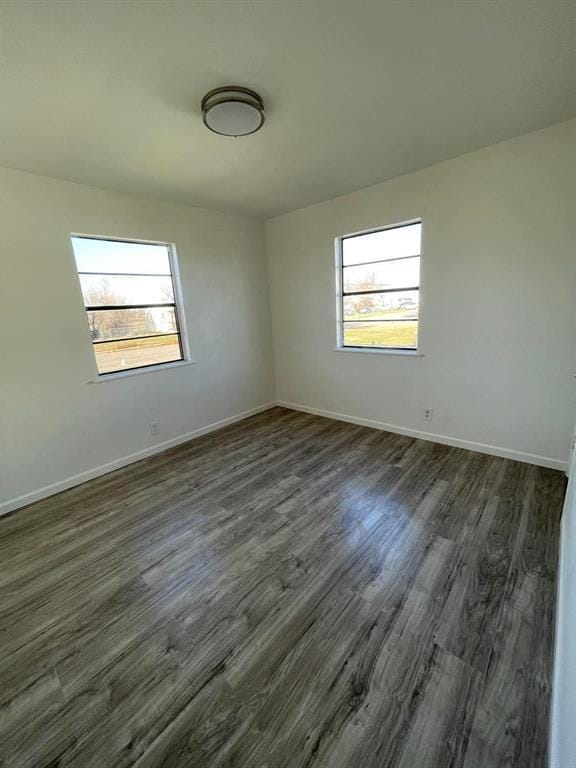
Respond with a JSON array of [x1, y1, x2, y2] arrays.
[[335, 219, 422, 355], [70, 233, 191, 379]]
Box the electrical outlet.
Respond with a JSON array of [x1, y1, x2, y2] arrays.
[[148, 421, 159, 436], [424, 408, 433, 421]]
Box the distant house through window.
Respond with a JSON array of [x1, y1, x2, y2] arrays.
[[337, 220, 421, 351], [71, 235, 187, 375]]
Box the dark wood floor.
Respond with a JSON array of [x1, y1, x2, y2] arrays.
[[0, 407, 566, 768]]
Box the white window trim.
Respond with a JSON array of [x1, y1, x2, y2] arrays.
[[87, 358, 196, 384], [334, 218, 423, 355], [69, 233, 192, 380], [333, 346, 423, 357]]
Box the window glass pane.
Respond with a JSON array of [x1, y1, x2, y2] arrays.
[[343, 290, 418, 321], [343, 320, 418, 349], [94, 334, 182, 374], [79, 274, 174, 306], [87, 307, 178, 342], [343, 257, 420, 293], [342, 223, 421, 266], [72, 237, 171, 275]]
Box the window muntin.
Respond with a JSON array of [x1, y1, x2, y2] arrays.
[[342, 289, 419, 321], [342, 223, 421, 266], [342, 257, 420, 293], [78, 274, 175, 305], [71, 236, 186, 375], [339, 221, 421, 351]]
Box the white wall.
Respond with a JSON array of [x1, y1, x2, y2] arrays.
[[266, 120, 576, 469], [0, 167, 275, 511], [550, 426, 576, 767], [2, 120, 574, 512]]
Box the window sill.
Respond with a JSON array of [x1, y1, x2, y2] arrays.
[[334, 346, 423, 357], [87, 358, 196, 383]]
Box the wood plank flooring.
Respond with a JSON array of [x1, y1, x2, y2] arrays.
[[0, 407, 566, 767]]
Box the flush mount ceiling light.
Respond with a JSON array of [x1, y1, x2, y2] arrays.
[[201, 86, 265, 137]]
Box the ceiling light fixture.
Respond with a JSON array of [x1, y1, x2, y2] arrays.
[[201, 86, 265, 137]]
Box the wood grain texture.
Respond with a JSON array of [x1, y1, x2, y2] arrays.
[[0, 407, 565, 767]]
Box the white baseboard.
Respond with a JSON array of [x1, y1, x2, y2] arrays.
[[277, 400, 567, 472], [2, 398, 566, 517], [0, 402, 277, 517]]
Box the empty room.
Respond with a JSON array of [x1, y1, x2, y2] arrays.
[[0, 1, 575, 766]]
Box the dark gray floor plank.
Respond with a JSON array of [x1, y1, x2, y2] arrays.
[[0, 407, 565, 768]]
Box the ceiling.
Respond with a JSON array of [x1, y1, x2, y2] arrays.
[[0, 1, 574, 219]]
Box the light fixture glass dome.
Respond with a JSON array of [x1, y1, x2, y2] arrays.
[[201, 86, 265, 137]]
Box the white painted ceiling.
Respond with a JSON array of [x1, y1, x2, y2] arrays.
[[0, 0, 574, 218]]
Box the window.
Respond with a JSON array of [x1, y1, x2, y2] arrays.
[[71, 235, 187, 375], [337, 220, 421, 351]]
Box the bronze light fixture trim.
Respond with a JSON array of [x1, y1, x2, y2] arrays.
[[201, 86, 265, 137]]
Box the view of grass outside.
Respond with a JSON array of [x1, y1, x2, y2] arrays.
[[341, 222, 421, 349], [94, 334, 182, 373], [343, 320, 418, 348]]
